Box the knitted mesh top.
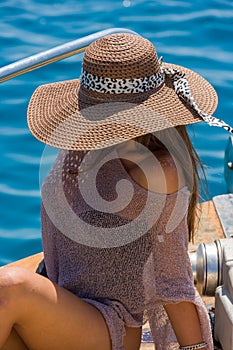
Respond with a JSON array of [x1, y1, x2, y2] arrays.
[[41, 148, 213, 350]]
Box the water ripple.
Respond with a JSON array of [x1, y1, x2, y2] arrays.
[[159, 45, 233, 64], [122, 9, 233, 22], [0, 228, 40, 239], [6, 153, 41, 164], [0, 184, 40, 197], [0, 127, 28, 136]]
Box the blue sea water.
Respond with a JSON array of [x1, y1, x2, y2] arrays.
[[0, 0, 233, 266]]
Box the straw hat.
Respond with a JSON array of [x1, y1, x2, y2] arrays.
[[27, 33, 219, 150]]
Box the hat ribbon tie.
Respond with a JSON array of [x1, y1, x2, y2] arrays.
[[161, 64, 233, 134], [80, 65, 233, 134]]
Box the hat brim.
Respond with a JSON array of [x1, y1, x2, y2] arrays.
[[27, 62, 218, 150]]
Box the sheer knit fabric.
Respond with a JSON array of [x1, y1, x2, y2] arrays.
[[41, 149, 213, 350]]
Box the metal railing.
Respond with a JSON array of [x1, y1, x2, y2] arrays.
[[0, 28, 138, 83]]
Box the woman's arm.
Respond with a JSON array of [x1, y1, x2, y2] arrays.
[[147, 152, 208, 349], [164, 302, 207, 348]]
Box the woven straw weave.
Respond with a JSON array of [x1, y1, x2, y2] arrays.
[[27, 33, 218, 150]]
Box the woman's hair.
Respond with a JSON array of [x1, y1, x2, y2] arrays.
[[134, 126, 205, 242]]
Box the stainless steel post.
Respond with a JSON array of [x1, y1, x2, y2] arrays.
[[189, 239, 224, 296], [0, 28, 138, 83]]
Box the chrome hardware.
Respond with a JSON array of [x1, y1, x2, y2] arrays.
[[189, 240, 223, 296], [0, 28, 138, 83]]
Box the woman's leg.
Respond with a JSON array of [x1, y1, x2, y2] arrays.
[[0, 266, 112, 350], [3, 327, 142, 350], [2, 329, 28, 350]]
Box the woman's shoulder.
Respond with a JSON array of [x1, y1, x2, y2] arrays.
[[129, 150, 186, 194]]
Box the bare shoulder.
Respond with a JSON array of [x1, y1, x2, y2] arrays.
[[154, 150, 186, 193], [129, 150, 186, 194]]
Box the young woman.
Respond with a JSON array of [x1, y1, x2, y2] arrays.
[[1, 33, 232, 350]]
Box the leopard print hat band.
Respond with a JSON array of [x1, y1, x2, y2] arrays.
[[80, 69, 165, 94], [80, 62, 233, 134]]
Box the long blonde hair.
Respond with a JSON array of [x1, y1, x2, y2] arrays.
[[134, 126, 205, 242]]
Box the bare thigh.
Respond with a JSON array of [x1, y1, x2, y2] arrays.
[[2, 329, 28, 350], [0, 267, 141, 350], [1, 266, 110, 350], [3, 327, 142, 350]]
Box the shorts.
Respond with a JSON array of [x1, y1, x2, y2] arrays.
[[83, 298, 142, 350]]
